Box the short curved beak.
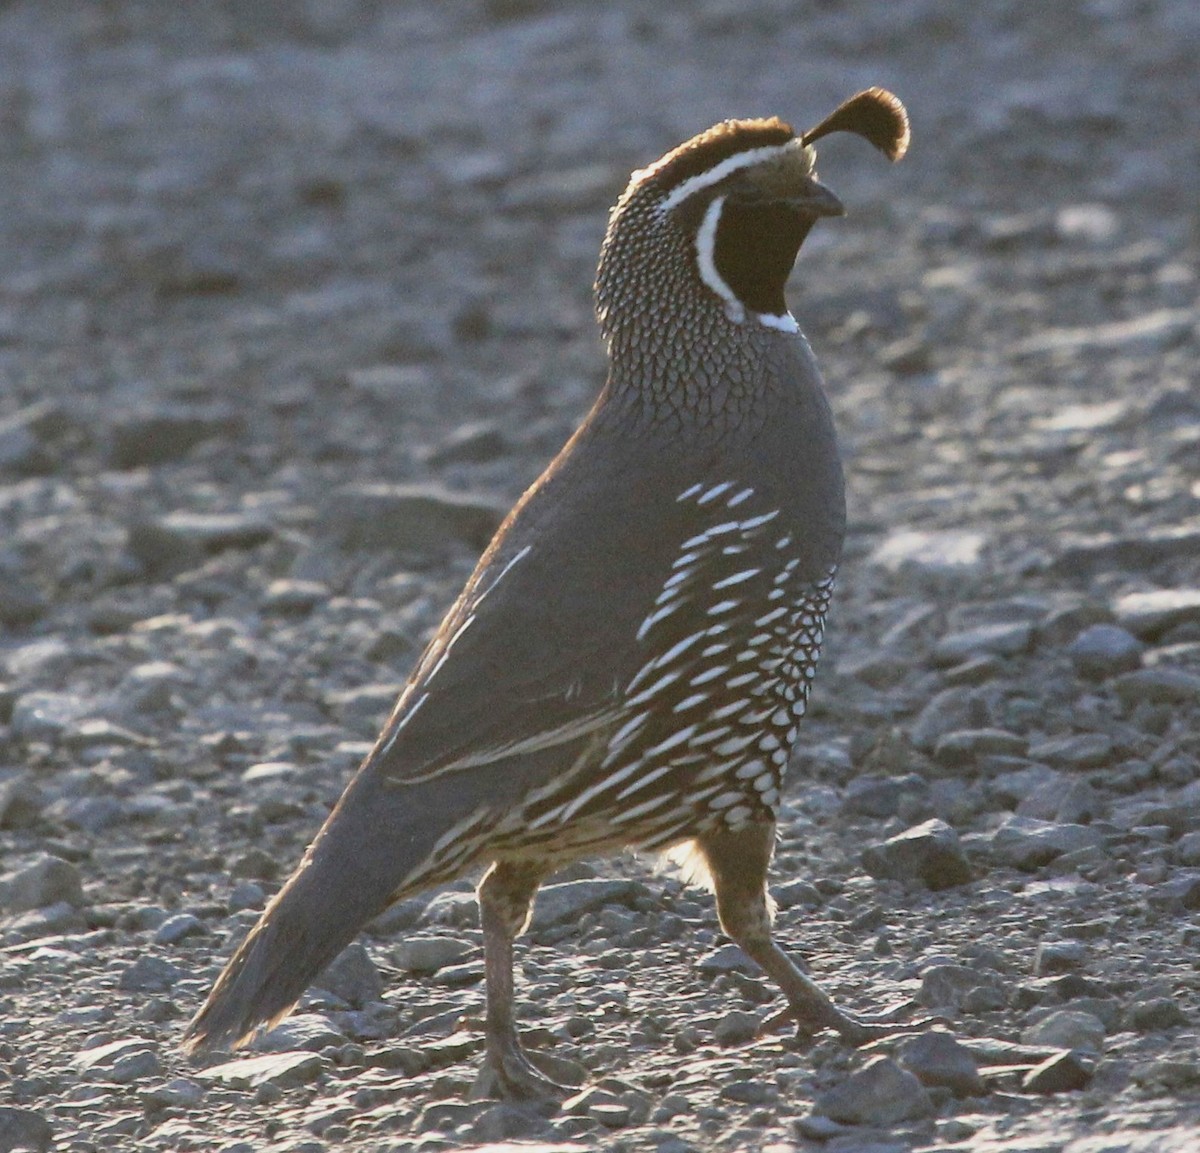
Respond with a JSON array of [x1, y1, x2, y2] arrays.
[[789, 177, 845, 218]]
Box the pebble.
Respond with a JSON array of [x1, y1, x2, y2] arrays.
[[695, 943, 756, 976], [118, 956, 185, 993], [71, 1038, 163, 1084], [868, 529, 986, 574], [934, 726, 1029, 767], [841, 773, 932, 820], [1124, 997, 1189, 1032], [1021, 1009, 1105, 1052], [1022, 1049, 1094, 1094], [0, 1106, 53, 1152], [990, 816, 1104, 869], [325, 483, 506, 552], [712, 1010, 762, 1046], [897, 1030, 983, 1096], [107, 405, 241, 468], [1067, 624, 1144, 679], [423, 890, 480, 928], [252, 1014, 347, 1053], [261, 579, 331, 614], [0, 855, 83, 913], [814, 1056, 933, 1125], [918, 964, 1007, 1011], [314, 942, 383, 1007], [126, 512, 272, 576], [9, 692, 93, 743], [1113, 589, 1200, 640], [530, 878, 644, 931], [909, 687, 989, 752], [1033, 940, 1087, 975], [153, 912, 206, 946], [198, 1051, 326, 1090], [1113, 668, 1200, 707], [392, 935, 474, 973], [1025, 732, 1114, 769], [933, 621, 1032, 665], [860, 818, 972, 890], [472, 1102, 548, 1140]]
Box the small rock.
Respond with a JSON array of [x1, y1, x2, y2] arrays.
[[1013, 308, 1193, 358], [1022, 1049, 1094, 1094], [142, 1078, 205, 1108], [1124, 997, 1189, 1031], [773, 879, 822, 909], [695, 943, 756, 976], [9, 692, 93, 743], [472, 1101, 547, 1140], [198, 1051, 326, 1090], [990, 816, 1104, 869], [119, 955, 185, 993], [934, 728, 1028, 766], [1022, 1009, 1105, 1052], [426, 421, 508, 466], [713, 1009, 761, 1046], [1017, 777, 1102, 825], [1067, 624, 1144, 679], [910, 687, 988, 752], [869, 530, 986, 574], [719, 1079, 774, 1104], [897, 1030, 983, 1096], [0, 1106, 53, 1151], [0, 774, 44, 829], [261, 579, 330, 614], [154, 913, 206, 946], [1026, 732, 1113, 769], [1033, 940, 1087, 975], [933, 622, 1032, 665], [530, 878, 643, 931], [918, 964, 1007, 1011], [841, 773, 931, 820], [423, 890, 480, 928], [861, 818, 972, 890], [126, 512, 272, 575], [253, 1015, 347, 1053], [1147, 872, 1200, 912], [1052, 525, 1200, 577], [315, 942, 382, 1007], [815, 1055, 933, 1124], [392, 935, 473, 973], [1113, 668, 1200, 707], [1113, 589, 1200, 641], [0, 855, 83, 912], [72, 1038, 163, 1084], [326, 482, 506, 552], [108, 405, 241, 468]]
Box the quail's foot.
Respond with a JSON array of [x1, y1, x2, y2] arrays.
[[761, 997, 941, 1046], [470, 1035, 572, 1107]]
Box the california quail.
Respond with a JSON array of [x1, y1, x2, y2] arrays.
[[185, 88, 912, 1100]]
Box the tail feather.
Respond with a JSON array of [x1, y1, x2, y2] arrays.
[[184, 767, 481, 1053]]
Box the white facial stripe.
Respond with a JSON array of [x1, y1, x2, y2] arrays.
[[694, 197, 744, 322], [758, 312, 799, 333], [658, 143, 790, 213]]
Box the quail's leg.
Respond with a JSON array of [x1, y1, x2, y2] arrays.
[[697, 822, 923, 1046], [471, 860, 569, 1103]]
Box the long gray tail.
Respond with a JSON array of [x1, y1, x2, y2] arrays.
[[183, 766, 475, 1052]]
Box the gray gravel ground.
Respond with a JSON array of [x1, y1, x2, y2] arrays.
[[0, 1, 1198, 1151]]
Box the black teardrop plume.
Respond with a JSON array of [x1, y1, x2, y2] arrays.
[[801, 87, 910, 162]]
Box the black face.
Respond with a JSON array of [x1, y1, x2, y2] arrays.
[[712, 198, 813, 318]]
